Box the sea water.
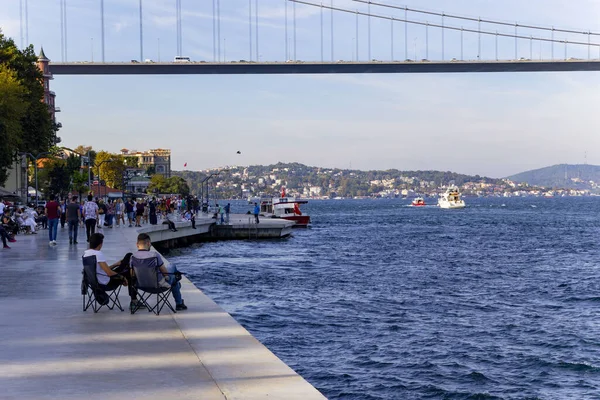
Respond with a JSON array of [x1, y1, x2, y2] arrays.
[[171, 197, 600, 399]]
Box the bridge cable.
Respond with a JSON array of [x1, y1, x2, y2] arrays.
[[355, 0, 600, 37], [289, 0, 600, 47]]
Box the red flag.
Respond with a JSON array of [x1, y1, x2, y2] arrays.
[[184, 163, 187, 167]]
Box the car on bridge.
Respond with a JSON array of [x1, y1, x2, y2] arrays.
[[174, 56, 191, 62]]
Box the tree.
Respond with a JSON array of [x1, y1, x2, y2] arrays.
[[145, 165, 156, 176], [0, 65, 27, 185], [0, 32, 58, 158]]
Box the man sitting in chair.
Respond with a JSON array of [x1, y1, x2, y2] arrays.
[[83, 233, 139, 307], [132, 233, 187, 311]]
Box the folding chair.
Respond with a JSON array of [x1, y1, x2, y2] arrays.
[[130, 255, 177, 316], [81, 255, 124, 313]]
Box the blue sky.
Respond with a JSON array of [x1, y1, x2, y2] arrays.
[[1, 0, 600, 177]]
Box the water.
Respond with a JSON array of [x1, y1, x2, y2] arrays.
[[171, 198, 600, 399]]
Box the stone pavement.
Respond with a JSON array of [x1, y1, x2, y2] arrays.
[[0, 224, 325, 400]]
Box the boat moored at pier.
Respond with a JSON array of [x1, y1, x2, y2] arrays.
[[258, 187, 311, 227]]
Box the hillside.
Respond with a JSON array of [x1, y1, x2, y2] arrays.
[[173, 162, 504, 199], [508, 164, 600, 190]]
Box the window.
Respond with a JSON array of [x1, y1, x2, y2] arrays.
[[156, 165, 165, 173]]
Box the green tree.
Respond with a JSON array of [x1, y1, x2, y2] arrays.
[[0, 32, 58, 159], [0, 65, 27, 185]]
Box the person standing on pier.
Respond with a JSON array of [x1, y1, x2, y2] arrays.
[[149, 197, 157, 225], [253, 202, 260, 224], [225, 203, 231, 224], [83, 194, 99, 242]]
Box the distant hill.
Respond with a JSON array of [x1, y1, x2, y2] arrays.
[[508, 164, 600, 189]]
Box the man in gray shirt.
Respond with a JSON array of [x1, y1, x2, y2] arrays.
[[132, 233, 187, 311], [66, 196, 81, 245]]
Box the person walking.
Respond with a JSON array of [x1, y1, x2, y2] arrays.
[[66, 196, 81, 244], [253, 202, 260, 224], [219, 204, 224, 224], [135, 199, 144, 227], [59, 199, 67, 228], [83, 194, 99, 242], [45, 194, 60, 246], [97, 199, 107, 229], [115, 198, 124, 227]]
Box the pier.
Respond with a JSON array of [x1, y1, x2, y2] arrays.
[[0, 224, 324, 400]]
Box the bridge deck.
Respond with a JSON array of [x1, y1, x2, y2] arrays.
[[49, 60, 600, 74], [0, 225, 325, 400]]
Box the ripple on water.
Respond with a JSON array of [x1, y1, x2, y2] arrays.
[[171, 198, 600, 399]]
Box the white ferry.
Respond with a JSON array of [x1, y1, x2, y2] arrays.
[[438, 186, 466, 209]]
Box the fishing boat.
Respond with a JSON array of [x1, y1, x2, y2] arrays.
[[411, 197, 426, 206], [260, 187, 311, 227], [438, 186, 466, 209]]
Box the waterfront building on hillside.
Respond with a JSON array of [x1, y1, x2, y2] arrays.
[[120, 148, 171, 178]]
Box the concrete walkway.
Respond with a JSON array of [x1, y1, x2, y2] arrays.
[[0, 224, 325, 400]]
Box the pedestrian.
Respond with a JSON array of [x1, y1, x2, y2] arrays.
[[60, 199, 67, 228], [45, 194, 60, 246], [219, 204, 224, 224], [253, 202, 260, 224], [135, 199, 144, 227], [106, 199, 115, 228], [149, 197, 157, 225], [224, 203, 231, 224], [83, 194, 99, 242], [126, 199, 134, 227], [66, 196, 81, 244], [97, 199, 107, 229], [0, 198, 5, 219]]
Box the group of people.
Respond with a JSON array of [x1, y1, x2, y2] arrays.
[[84, 232, 188, 312]]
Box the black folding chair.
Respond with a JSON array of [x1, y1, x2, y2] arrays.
[[81, 255, 124, 313], [130, 255, 176, 316]]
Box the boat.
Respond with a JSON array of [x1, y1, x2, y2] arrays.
[[438, 186, 466, 209], [411, 197, 426, 206], [260, 187, 311, 227]]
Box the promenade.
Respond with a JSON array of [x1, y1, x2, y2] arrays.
[[0, 223, 325, 400]]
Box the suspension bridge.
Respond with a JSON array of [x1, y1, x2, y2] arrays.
[[9, 0, 600, 74]]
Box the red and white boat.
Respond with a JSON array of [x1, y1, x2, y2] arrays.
[[259, 187, 311, 227], [411, 197, 426, 207]]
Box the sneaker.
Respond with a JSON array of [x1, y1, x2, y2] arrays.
[[49, 241, 53, 246], [8, 238, 16, 243], [175, 301, 187, 311], [3, 245, 10, 249], [74, 240, 78, 244], [53, 240, 57, 245], [69, 238, 72, 244]]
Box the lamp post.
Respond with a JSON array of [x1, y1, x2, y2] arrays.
[[95, 159, 114, 199], [21, 151, 51, 205]]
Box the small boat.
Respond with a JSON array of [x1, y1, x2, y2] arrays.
[[260, 187, 311, 227], [411, 197, 426, 206], [438, 186, 466, 209]]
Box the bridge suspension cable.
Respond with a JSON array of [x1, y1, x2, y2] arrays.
[[356, 0, 600, 37], [289, 0, 600, 48]]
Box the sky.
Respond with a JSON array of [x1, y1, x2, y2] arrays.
[[1, 0, 600, 178]]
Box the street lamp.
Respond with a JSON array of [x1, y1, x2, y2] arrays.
[[21, 151, 52, 205], [95, 158, 115, 199], [200, 169, 229, 213]]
